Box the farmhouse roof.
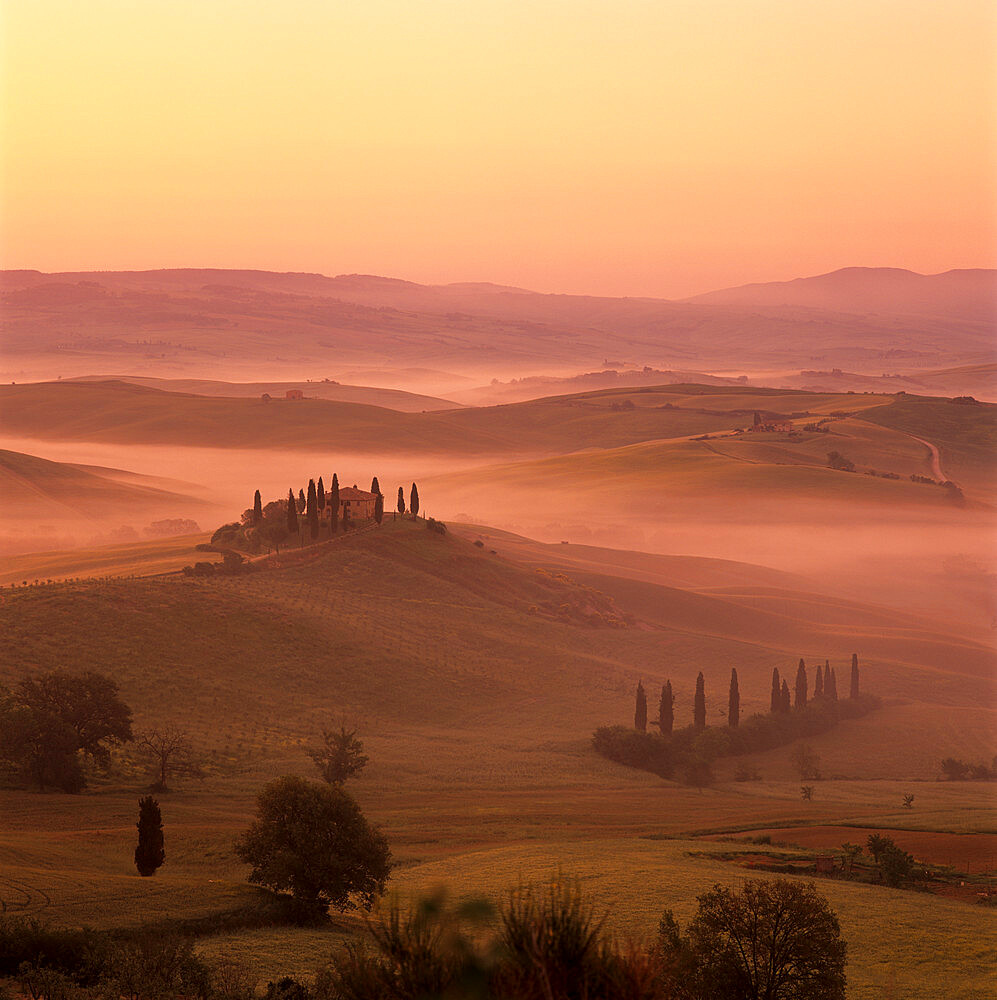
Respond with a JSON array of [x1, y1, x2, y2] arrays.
[[337, 487, 377, 501]]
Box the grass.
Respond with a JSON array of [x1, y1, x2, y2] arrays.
[[1, 519, 994, 996], [0, 532, 218, 585]]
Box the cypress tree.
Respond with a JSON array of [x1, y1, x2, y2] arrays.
[[371, 476, 381, 495], [374, 492, 384, 525], [814, 663, 824, 699], [134, 796, 165, 877], [728, 668, 740, 728], [634, 681, 647, 732], [770, 667, 781, 713], [286, 488, 298, 535], [298, 488, 306, 513], [795, 658, 808, 709], [330, 474, 340, 533], [410, 483, 420, 519], [397, 487, 406, 515], [659, 680, 674, 736], [307, 480, 318, 540], [780, 679, 791, 713], [317, 476, 325, 512], [829, 667, 838, 700], [693, 672, 706, 731], [253, 490, 263, 526], [850, 653, 859, 699]]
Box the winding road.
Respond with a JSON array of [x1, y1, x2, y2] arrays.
[[907, 433, 948, 482]]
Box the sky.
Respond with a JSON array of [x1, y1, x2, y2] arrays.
[[1, 0, 995, 298]]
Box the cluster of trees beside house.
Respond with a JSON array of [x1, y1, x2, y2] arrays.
[[208, 476, 423, 556], [593, 655, 880, 785]]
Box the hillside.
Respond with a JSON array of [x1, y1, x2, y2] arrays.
[[1, 519, 992, 779], [67, 375, 460, 412], [2, 267, 993, 382], [0, 448, 207, 520], [684, 267, 997, 322]]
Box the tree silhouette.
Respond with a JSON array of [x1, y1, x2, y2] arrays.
[[317, 476, 325, 512], [371, 476, 381, 495], [308, 726, 370, 785], [694, 672, 706, 731], [330, 474, 340, 533], [397, 487, 406, 515], [659, 680, 674, 736], [795, 659, 808, 709], [138, 727, 202, 792], [235, 776, 390, 916], [286, 489, 298, 535], [780, 679, 791, 713], [850, 654, 859, 699], [814, 663, 824, 698], [410, 483, 420, 519], [135, 796, 165, 877], [634, 681, 647, 732], [374, 492, 384, 525], [770, 667, 781, 714], [728, 668, 739, 728], [306, 480, 319, 540], [253, 490, 263, 526], [828, 667, 838, 700], [297, 488, 306, 513]]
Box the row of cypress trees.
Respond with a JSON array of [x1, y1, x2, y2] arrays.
[[634, 655, 862, 734], [251, 476, 422, 541]]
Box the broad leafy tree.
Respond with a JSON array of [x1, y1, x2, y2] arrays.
[[681, 879, 847, 1000], [235, 776, 391, 917], [138, 727, 203, 792]]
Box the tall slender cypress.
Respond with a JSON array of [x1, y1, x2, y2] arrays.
[[693, 672, 706, 731], [286, 488, 298, 535], [828, 667, 838, 700], [410, 483, 420, 519], [317, 476, 326, 512], [253, 490, 262, 526], [795, 658, 808, 709], [330, 474, 340, 533], [780, 679, 791, 713], [374, 492, 384, 525], [659, 680, 674, 735], [134, 796, 165, 877], [850, 653, 859, 699], [306, 479, 318, 540], [397, 487, 406, 515], [634, 681, 647, 732], [298, 488, 306, 513], [770, 667, 781, 713], [814, 663, 824, 698], [371, 476, 381, 495], [728, 668, 740, 728]]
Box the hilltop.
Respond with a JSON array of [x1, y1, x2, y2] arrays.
[[2, 267, 993, 382]]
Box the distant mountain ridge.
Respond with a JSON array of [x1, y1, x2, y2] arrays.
[[2, 265, 994, 378], [684, 266, 996, 321]]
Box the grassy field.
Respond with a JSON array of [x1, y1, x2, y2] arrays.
[[1, 519, 994, 996], [0, 531, 218, 586]]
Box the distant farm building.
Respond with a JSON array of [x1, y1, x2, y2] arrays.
[[285, 389, 304, 400], [330, 486, 378, 521], [748, 421, 793, 433], [261, 392, 272, 402]]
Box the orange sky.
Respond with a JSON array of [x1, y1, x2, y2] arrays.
[[1, 0, 995, 298]]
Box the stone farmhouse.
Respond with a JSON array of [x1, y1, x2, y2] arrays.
[[333, 486, 378, 521]]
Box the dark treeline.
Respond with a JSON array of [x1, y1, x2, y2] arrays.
[[595, 655, 878, 784]]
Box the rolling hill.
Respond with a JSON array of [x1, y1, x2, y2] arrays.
[[2, 267, 993, 382]]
